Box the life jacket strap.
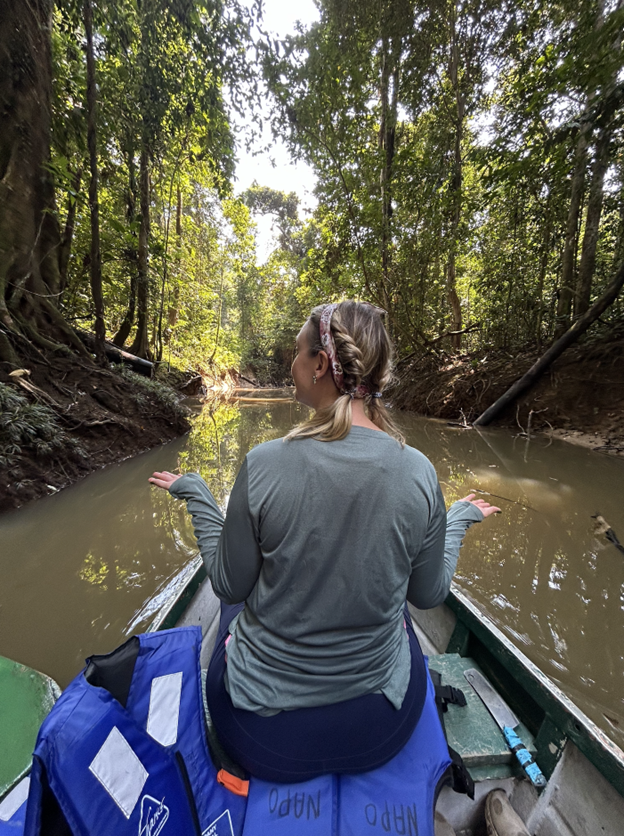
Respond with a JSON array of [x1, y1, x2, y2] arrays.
[[447, 745, 475, 799], [429, 668, 475, 800], [435, 683, 468, 711]]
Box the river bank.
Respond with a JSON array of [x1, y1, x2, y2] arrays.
[[393, 328, 624, 455], [3, 326, 622, 513], [0, 355, 192, 513]]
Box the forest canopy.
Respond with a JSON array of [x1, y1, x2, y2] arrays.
[[1, 0, 623, 382]]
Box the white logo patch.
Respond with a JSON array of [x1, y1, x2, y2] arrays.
[[202, 809, 234, 836], [147, 672, 183, 747], [89, 726, 149, 818], [138, 795, 169, 836]]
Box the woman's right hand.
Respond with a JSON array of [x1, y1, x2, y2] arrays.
[[149, 471, 183, 491], [458, 493, 501, 518]]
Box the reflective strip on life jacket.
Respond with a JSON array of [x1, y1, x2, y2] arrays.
[[0, 777, 30, 834]]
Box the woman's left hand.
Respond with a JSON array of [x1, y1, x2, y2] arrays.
[[149, 471, 182, 491], [459, 493, 501, 518]]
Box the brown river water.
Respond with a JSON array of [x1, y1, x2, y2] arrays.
[[1, 393, 623, 750]]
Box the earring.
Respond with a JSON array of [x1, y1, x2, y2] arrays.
[[312, 374, 317, 384]]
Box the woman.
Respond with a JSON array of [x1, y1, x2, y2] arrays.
[[150, 301, 499, 783]]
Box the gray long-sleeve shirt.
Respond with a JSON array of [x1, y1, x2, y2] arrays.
[[170, 426, 483, 714]]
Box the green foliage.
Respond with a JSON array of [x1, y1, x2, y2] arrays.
[[49, 0, 262, 371], [242, 185, 302, 251], [23, 0, 624, 380], [117, 368, 190, 422], [260, 0, 624, 356], [0, 384, 81, 466]]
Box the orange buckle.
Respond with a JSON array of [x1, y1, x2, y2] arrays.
[[217, 768, 249, 797]]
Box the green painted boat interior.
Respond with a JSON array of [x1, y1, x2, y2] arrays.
[[442, 590, 624, 799], [0, 656, 60, 799], [429, 653, 537, 783]]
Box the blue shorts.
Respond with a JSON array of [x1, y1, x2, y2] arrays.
[[206, 602, 427, 783]]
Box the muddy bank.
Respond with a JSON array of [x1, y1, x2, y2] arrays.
[[4, 327, 621, 515], [0, 355, 192, 513], [392, 329, 624, 455]]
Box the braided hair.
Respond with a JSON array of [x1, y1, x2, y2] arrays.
[[286, 301, 404, 444]]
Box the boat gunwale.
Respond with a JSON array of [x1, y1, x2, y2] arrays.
[[148, 555, 206, 633]]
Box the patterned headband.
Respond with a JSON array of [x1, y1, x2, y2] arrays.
[[318, 304, 378, 399]]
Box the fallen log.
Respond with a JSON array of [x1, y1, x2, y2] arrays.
[[473, 258, 624, 427], [75, 329, 154, 377]]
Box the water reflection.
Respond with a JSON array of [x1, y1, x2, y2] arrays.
[[0, 398, 623, 752], [0, 395, 307, 688], [178, 396, 306, 508], [0, 434, 195, 685]]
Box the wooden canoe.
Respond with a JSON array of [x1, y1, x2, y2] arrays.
[[148, 556, 624, 835], [2, 553, 623, 834]]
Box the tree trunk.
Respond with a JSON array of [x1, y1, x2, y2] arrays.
[[503, 193, 520, 348], [164, 185, 182, 345], [616, 158, 624, 269], [84, 0, 105, 355], [156, 163, 183, 361], [0, 0, 89, 363], [113, 149, 138, 346], [113, 272, 138, 348], [555, 0, 621, 334], [575, 128, 611, 317], [58, 166, 82, 294], [208, 266, 226, 363], [379, 34, 398, 312], [446, 9, 464, 350], [0, 0, 57, 324], [535, 205, 553, 346], [130, 147, 151, 359], [556, 124, 589, 336], [473, 256, 624, 427], [76, 328, 153, 376]]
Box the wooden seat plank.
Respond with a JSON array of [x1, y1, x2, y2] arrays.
[[428, 653, 537, 779]]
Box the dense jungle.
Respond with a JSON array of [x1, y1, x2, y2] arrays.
[[1, 0, 624, 511]]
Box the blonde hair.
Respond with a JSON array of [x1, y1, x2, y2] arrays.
[[286, 301, 405, 444]]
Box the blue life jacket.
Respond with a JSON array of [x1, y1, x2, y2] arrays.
[[22, 627, 461, 836], [24, 627, 246, 836], [242, 667, 454, 836]]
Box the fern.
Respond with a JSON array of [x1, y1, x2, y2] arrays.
[[0, 383, 75, 463]]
